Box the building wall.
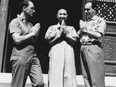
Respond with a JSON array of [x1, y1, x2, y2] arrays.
[[0, 0, 9, 72], [0, 0, 82, 73], [1, 0, 116, 76]]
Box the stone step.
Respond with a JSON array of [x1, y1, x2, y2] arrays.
[[0, 73, 116, 87]]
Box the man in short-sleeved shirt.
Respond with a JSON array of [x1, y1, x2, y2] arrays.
[[77, 1, 106, 87], [9, 0, 44, 87], [9, 14, 36, 60]]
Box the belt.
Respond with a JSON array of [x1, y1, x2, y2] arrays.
[[81, 41, 100, 45], [81, 42, 93, 45]]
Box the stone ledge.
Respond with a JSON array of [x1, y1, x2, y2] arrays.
[[0, 73, 116, 87]]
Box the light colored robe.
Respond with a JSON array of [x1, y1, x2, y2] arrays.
[[45, 23, 78, 87]]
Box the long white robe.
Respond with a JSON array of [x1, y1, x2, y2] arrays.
[[45, 23, 78, 87]]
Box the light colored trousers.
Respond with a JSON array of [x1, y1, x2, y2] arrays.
[[48, 41, 77, 87]]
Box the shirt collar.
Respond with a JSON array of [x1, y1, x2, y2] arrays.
[[17, 14, 26, 21], [91, 15, 98, 20], [57, 22, 66, 27], [87, 15, 98, 22]]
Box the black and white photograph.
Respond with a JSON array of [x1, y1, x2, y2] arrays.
[[0, 0, 116, 87]]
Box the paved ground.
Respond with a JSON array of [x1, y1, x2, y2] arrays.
[[0, 73, 116, 87]]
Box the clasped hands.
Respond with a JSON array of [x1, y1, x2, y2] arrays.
[[31, 23, 40, 37], [79, 20, 87, 33], [58, 26, 68, 35]]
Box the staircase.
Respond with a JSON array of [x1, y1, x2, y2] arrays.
[[0, 73, 116, 87]]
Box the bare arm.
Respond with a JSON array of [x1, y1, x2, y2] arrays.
[[12, 23, 40, 45], [78, 19, 106, 39], [82, 19, 106, 39], [12, 32, 34, 45]]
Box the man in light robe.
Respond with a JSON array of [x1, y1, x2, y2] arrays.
[[45, 8, 78, 87]]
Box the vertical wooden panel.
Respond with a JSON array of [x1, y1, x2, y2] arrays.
[[96, 1, 116, 76], [0, 0, 9, 72], [82, 0, 86, 21]]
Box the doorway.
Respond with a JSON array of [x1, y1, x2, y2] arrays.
[[2, 0, 82, 74]]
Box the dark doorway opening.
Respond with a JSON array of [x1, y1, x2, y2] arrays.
[[3, 0, 82, 74]]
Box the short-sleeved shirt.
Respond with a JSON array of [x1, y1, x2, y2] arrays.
[[9, 15, 36, 61], [78, 15, 106, 43]]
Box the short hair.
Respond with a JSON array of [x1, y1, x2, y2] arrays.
[[86, 0, 97, 9], [57, 8, 67, 15], [21, 0, 30, 7], [18, 0, 32, 11]]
